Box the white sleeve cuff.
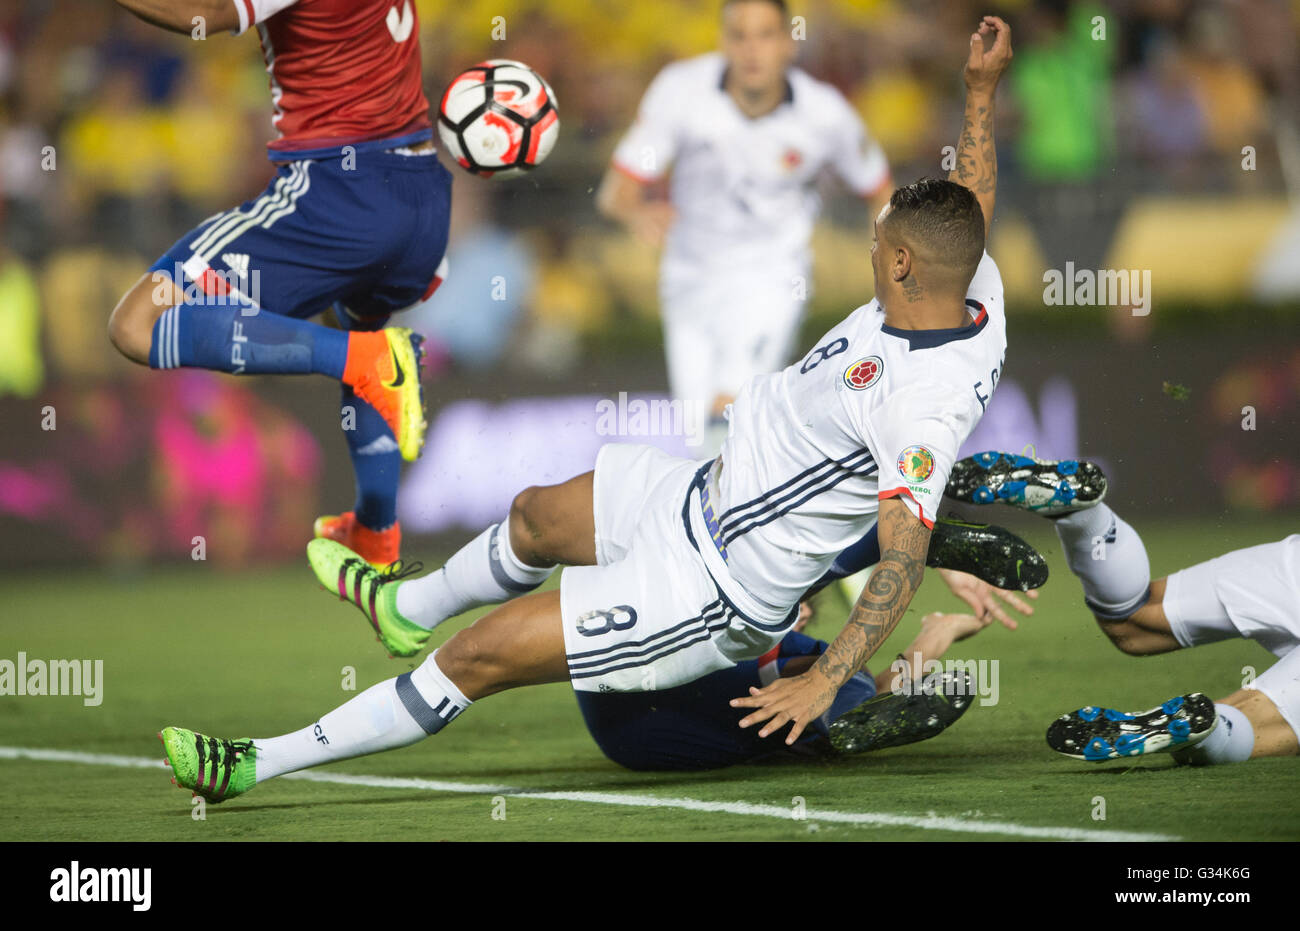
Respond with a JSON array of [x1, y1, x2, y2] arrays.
[[233, 0, 298, 35], [232, 0, 252, 34]]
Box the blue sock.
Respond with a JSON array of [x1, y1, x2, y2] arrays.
[[150, 302, 349, 378], [810, 524, 881, 592], [824, 672, 877, 726], [343, 385, 400, 530]]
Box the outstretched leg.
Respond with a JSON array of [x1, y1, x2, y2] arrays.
[[1162, 539, 1300, 762], [163, 590, 570, 800], [1061, 523, 1300, 763], [951, 454, 1300, 764]]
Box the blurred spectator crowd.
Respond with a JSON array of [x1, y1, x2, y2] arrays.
[[1, 0, 1297, 398]]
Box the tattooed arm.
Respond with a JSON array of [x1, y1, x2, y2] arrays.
[[731, 497, 931, 745], [949, 16, 1013, 235], [812, 497, 930, 684]]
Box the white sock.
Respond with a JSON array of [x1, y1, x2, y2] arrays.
[[252, 650, 472, 782], [1053, 503, 1151, 619], [395, 520, 554, 630], [1172, 703, 1255, 766]]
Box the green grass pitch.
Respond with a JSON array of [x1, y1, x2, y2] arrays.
[[2, 515, 1296, 841]]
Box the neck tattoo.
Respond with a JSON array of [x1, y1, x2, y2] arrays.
[[900, 274, 923, 303]]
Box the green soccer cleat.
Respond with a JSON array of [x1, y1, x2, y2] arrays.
[[928, 516, 1048, 591], [159, 726, 258, 802], [829, 670, 975, 754], [307, 538, 429, 657]]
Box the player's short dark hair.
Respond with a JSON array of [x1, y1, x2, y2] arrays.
[[883, 178, 986, 290], [722, 0, 789, 17]]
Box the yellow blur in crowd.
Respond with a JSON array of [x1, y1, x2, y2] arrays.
[[60, 53, 255, 210]]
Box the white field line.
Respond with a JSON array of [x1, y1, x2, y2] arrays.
[[0, 746, 1179, 842]]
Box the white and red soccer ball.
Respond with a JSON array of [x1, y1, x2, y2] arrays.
[[438, 59, 559, 177]]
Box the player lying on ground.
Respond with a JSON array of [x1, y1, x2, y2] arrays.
[[577, 526, 1042, 770], [597, 0, 894, 453], [949, 451, 1300, 766], [108, 0, 450, 568], [579, 612, 997, 770], [158, 17, 1015, 801]]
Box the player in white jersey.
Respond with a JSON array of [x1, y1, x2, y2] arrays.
[[597, 0, 892, 451], [948, 451, 1300, 766], [157, 17, 1016, 800]]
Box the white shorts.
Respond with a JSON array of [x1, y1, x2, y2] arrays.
[[661, 274, 805, 408], [560, 443, 798, 694], [1163, 535, 1300, 733]]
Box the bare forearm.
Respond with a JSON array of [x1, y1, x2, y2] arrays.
[[950, 88, 997, 233], [730, 500, 928, 741], [950, 15, 1013, 232], [878, 618, 953, 691], [114, 0, 239, 35]]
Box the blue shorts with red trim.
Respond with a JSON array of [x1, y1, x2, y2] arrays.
[[574, 631, 876, 771], [149, 147, 451, 331]]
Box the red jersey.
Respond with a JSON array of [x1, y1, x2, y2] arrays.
[[233, 0, 433, 158]]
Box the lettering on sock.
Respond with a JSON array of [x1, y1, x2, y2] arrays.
[[231, 320, 248, 374]]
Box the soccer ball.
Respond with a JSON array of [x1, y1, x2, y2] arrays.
[[437, 59, 559, 177]]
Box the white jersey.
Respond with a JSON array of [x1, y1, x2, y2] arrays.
[[611, 52, 890, 301], [704, 252, 1008, 612]]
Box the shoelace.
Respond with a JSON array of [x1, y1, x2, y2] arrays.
[[340, 557, 425, 586], [194, 734, 255, 798], [215, 738, 255, 798], [339, 558, 424, 622], [378, 559, 424, 583]]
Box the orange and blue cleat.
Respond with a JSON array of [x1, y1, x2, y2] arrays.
[[342, 327, 427, 462], [313, 511, 402, 570]]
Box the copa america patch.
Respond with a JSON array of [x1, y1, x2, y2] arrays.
[[897, 445, 936, 483], [843, 356, 884, 390]]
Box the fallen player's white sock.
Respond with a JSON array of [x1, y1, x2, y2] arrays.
[[252, 651, 472, 782], [1172, 702, 1254, 765], [1053, 503, 1151, 619], [395, 519, 553, 630]]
